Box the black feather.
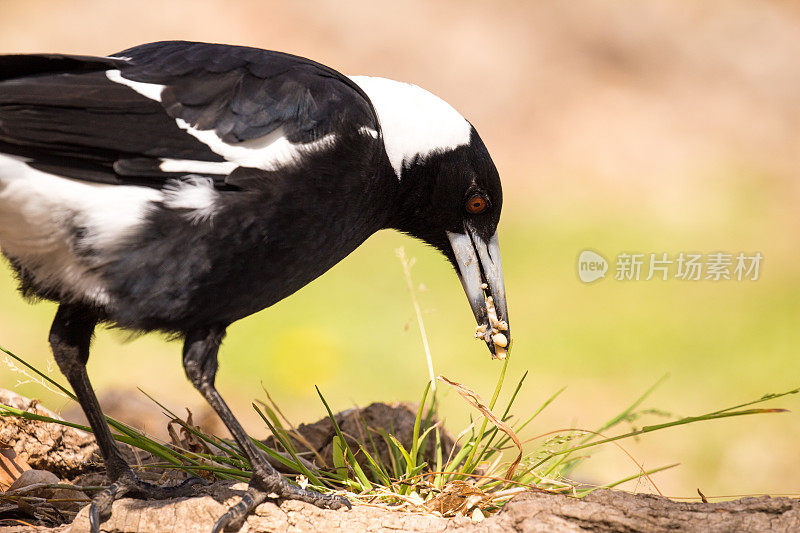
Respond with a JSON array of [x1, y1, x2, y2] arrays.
[[0, 40, 380, 188]]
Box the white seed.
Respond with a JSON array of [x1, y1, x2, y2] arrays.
[[473, 292, 509, 358], [486, 296, 499, 323], [492, 333, 508, 348]]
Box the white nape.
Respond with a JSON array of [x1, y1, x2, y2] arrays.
[[348, 76, 472, 179], [162, 176, 219, 223], [0, 155, 161, 306], [106, 69, 165, 101]]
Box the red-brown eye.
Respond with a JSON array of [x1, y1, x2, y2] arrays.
[[466, 195, 488, 214]]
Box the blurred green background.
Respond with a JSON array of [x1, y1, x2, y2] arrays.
[[1, 0, 799, 499]]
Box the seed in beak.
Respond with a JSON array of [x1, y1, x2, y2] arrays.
[[492, 333, 508, 348], [470, 293, 511, 359], [486, 296, 498, 324]]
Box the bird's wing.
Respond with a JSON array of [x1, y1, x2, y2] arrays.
[[0, 41, 380, 189]]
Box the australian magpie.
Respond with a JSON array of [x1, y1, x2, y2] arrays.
[[0, 41, 508, 532]]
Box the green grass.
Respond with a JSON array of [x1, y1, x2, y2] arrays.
[[2, 343, 798, 516]]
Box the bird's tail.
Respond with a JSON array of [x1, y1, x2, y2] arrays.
[[0, 53, 118, 82]]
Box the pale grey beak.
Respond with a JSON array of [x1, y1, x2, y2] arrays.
[[446, 226, 510, 357]]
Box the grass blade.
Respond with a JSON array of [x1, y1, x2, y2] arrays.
[[315, 386, 373, 491]]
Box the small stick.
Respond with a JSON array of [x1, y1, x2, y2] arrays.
[[396, 247, 436, 391]]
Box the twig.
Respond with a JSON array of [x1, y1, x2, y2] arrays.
[[396, 247, 436, 391]]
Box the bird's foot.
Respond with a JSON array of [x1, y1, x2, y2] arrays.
[[89, 469, 206, 532], [212, 474, 350, 533]]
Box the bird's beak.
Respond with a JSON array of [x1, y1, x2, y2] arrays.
[[446, 226, 510, 359]]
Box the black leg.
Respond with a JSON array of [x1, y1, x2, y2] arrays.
[[182, 327, 350, 533], [49, 304, 205, 532], [50, 304, 127, 478]]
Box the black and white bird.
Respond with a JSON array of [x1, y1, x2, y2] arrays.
[[0, 41, 508, 531]]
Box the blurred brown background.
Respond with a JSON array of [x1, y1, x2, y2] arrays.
[[1, 0, 799, 500]]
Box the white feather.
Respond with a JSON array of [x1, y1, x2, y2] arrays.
[[358, 126, 379, 138], [348, 76, 472, 178], [159, 159, 238, 175], [105, 69, 165, 101], [162, 176, 219, 223], [174, 120, 337, 171], [105, 69, 338, 172], [0, 155, 160, 305]]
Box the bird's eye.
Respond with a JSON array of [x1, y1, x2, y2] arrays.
[[465, 194, 488, 214]]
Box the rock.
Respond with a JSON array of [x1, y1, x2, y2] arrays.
[[4, 468, 89, 516], [456, 490, 800, 533], [7, 469, 60, 491], [0, 389, 99, 478], [65, 481, 470, 533], [0, 389, 176, 486], [60, 484, 800, 532]]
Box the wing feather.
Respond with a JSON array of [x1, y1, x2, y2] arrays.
[[0, 41, 379, 188]]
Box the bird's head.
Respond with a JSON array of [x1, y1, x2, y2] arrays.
[[354, 76, 509, 358], [391, 129, 508, 358]]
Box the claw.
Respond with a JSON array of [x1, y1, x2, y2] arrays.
[[88, 472, 206, 533], [212, 479, 350, 532], [277, 480, 351, 509], [90, 480, 128, 533], [211, 486, 268, 533], [334, 494, 352, 510]]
